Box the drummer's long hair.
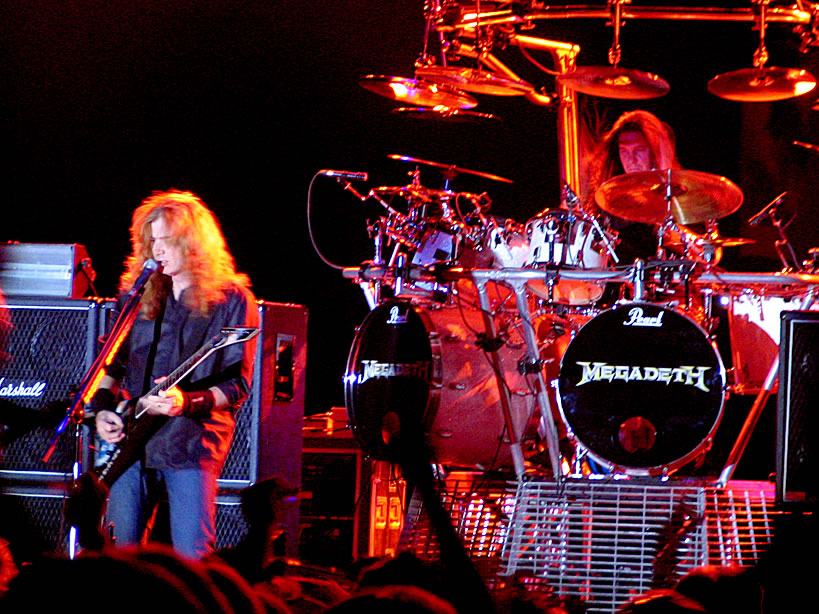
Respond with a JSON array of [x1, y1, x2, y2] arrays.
[[120, 189, 250, 319], [586, 110, 682, 203]]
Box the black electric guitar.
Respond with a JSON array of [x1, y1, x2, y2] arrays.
[[94, 326, 259, 487], [66, 326, 258, 549]]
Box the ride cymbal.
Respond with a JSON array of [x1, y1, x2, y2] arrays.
[[557, 66, 670, 100], [595, 169, 744, 225], [388, 154, 513, 184], [359, 75, 478, 109], [708, 67, 817, 102], [415, 66, 533, 96]]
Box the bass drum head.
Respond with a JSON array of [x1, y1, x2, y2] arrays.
[[557, 303, 726, 475], [344, 301, 436, 462], [345, 295, 536, 469]]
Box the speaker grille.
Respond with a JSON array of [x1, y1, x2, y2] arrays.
[[0, 299, 112, 476]]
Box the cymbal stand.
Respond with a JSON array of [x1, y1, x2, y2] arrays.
[[769, 206, 801, 272]]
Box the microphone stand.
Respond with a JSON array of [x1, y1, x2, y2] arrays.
[[43, 259, 157, 557]]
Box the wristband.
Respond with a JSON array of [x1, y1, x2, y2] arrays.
[[180, 389, 215, 417], [87, 388, 116, 413]]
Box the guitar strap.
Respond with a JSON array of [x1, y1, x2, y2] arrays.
[[141, 299, 166, 396]]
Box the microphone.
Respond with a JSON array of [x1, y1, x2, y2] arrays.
[[748, 191, 788, 226], [127, 259, 159, 296], [319, 169, 369, 181]]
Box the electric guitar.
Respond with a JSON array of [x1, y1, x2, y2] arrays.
[[94, 326, 260, 487], [66, 326, 259, 549]]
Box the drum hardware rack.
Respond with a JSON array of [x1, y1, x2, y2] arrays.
[[344, 262, 819, 482]]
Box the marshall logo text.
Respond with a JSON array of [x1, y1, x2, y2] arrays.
[[0, 377, 47, 398]]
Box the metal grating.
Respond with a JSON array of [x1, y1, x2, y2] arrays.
[[404, 475, 781, 613]]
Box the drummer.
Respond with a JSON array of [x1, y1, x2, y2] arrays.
[[585, 109, 685, 264]]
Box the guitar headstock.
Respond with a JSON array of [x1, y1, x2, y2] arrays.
[[215, 327, 260, 350]]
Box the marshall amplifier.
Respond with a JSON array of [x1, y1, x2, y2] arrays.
[[0, 297, 117, 480], [0, 243, 93, 298]]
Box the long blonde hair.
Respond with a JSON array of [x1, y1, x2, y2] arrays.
[[120, 189, 250, 319]]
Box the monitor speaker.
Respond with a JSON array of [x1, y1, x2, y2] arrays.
[[777, 310, 819, 505]]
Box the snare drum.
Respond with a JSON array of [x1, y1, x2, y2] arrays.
[[557, 303, 726, 475], [525, 209, 612, 305], [344, 300, 536, 469]]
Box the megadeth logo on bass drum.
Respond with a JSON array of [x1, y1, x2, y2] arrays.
[[575, 362, 712, 392], [354, 359, 431, 385]]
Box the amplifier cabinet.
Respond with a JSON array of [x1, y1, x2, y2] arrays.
[[777, 310, 819, 505], [0, 297, 116, 480]]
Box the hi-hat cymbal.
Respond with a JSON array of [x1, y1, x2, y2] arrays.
[[391, 107, 502, 124], [359, 75, 478, 109], [708, 67, 817, 102], [388, 154, 513, 184], [415, 66, 533, 96], [557, 66, 670, 100], [595, 169, 744, 225]]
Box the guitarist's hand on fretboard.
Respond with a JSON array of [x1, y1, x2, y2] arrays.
[[141, 381, 186, 417]]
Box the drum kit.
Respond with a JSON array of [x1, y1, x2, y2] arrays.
[[337, 153, 819, 480], [333, 1, 819, 481]]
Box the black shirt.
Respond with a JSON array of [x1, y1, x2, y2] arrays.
[[114, 283, 258, 471]]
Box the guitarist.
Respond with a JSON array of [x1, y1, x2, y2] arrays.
[[90, 189, 258, 559]]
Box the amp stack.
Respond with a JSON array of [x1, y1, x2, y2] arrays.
[[0, 243, 309, 559]]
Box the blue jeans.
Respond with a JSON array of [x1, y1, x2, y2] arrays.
[[106, 462, 219, 559]]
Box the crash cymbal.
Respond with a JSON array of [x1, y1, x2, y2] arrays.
[[391, 107, 502, 124], [359, 75, 478, 109], [708, 67, 817, 102], [388, 154, 513, 184], [370, 185, 453, 202], [415, 66, 533, 96], [557, 66, 670, 100], [595, 169, 744, 225]]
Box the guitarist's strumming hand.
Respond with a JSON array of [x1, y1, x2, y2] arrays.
[[96, 410, 125, 444]]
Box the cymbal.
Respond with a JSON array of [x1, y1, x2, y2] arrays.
[[388, 154, 513, 184], [707, 67, 817, 102], [666, 235, 755, 249], [391, 107, 502, 124], [370, 185, 453, 202], [557, 66, 670, 100], [359, 75, 478, 109], [415, 66, 533, 96], [595, 169, 744, 225]]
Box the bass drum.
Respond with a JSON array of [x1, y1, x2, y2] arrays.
[[557, 303, 726, 475], [345, 300, 535, 469]]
